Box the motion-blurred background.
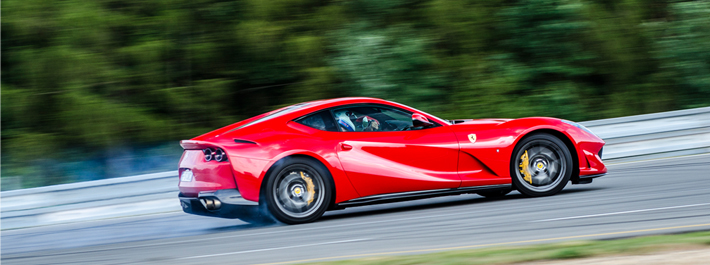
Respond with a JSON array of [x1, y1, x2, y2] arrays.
[[2, 0, 710, 190]]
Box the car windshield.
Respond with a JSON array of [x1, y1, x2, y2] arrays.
[[389, 102, 451, 125]]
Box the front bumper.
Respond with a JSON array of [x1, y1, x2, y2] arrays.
[[572, 173, 606, 184], [179, 189, 259, 219]]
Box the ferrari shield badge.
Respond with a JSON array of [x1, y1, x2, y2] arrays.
[[468, 134, 477, 143]]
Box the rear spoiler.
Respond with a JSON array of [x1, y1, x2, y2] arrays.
[[180, 139, 257, 150], [180, 140, 221, 150]]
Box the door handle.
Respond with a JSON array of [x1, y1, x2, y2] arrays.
[[341, 143, 353, 151]]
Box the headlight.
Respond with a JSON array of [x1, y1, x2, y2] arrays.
[[562, 120, 599, 138], [599, 147, 603, 160]]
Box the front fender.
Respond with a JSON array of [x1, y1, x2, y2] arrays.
[[505, 118, 607, 178]]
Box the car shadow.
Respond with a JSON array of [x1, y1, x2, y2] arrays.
[[319, 186, 606, 222], [200, 186, 606, 232], [205, 222, 275, 233]]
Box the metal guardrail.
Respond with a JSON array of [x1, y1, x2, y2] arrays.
[[1, 171, 180, 229], [3, 107, 710, 230], [581, 106, 710, 161]]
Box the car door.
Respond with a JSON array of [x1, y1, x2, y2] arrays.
[[333, 104, 461, 197]]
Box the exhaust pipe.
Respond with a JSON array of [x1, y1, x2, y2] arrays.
[[200, 198, 222, 210]]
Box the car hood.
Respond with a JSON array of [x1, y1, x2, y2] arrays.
[[449, 119, 513, 126]]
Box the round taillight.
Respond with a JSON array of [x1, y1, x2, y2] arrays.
[[203, 148, 214, 161], [214, 148, 227, 162]]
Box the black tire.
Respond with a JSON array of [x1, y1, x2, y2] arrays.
[[510, 133, 573, 197], [476, 189, 512, 198], [262, 157, 333, 224]]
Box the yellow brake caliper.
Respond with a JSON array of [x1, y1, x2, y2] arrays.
[[519, 150, 532, 184], [300, 172, 315, 205]]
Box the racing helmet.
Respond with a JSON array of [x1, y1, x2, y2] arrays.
[[334, 110, 356, 132]]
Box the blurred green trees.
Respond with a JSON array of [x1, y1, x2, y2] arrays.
[[3, 0, 710, 188]]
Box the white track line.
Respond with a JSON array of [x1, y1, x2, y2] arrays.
[[606, 152, 710, 166], [35, 153, 710, 254], [88, 210, 471, 253], [177, 238, 370, 260], [531, 202, 710, 222]]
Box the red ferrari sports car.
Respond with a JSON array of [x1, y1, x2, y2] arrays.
[[178, 97, 606, 224]]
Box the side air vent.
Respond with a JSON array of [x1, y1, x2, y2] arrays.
[[233, 139, 257, 144], [450, 119, 472, 124]]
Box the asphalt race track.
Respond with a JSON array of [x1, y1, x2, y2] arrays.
[[3, 154, 710, 265]]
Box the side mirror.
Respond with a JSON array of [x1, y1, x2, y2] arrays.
[[412, 113, 434, 128]]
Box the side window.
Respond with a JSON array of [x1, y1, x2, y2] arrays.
[[295, 110, 338, 131], [332, 105, 415, 132]]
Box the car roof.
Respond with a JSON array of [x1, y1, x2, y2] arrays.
[[287, 97, 450, 126], [299, 97, 386, 109], [228, 97, 392, 131], [192, 97, 449, 140]]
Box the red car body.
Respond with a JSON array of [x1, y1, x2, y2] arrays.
[[178, 97, 606, 222]]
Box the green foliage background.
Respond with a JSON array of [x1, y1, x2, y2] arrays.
[[3, 0, 710, 188]]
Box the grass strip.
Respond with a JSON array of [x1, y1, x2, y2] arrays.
[[307, 230, 710, 265]]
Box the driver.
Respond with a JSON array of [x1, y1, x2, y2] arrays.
[[356, 116, 381, 131], [334, 110, 356, 132]]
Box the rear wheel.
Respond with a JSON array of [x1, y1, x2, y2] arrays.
[[263, 157, 333, 224], [511, 133, 573, 197]]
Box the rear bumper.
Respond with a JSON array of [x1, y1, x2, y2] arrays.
[[178, 189, 259, 219]]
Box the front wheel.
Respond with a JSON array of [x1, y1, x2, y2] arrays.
[[511, 133, 573, 197], [263, 157, 333, 224]]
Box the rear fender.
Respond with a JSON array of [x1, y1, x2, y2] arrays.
[[238, 150, 360, 204]]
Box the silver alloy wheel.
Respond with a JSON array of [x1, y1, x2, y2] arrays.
[[516, 142, 567, 193], [273, 166, 325, 218]]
